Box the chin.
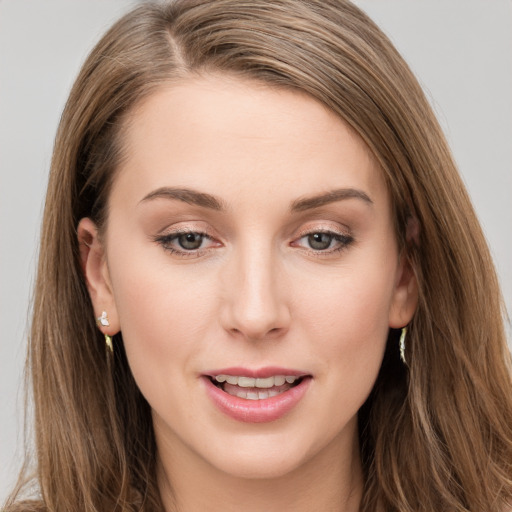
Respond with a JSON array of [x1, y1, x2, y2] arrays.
[[201, 425, 346, 482], [214, 446, 311, 481]]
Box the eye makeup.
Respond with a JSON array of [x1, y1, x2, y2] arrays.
[[292, 230, 354, 255], [153, 228, 221, 258], [152, 224, 355, 260]]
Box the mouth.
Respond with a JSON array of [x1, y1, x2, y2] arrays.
[[203, 369, 312, 423], [209, 374, 305, 400]]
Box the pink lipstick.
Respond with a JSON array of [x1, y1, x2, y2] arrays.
[[202, 367, 312, 423]]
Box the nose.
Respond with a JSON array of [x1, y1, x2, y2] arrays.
[[220, 242, 291, 341]]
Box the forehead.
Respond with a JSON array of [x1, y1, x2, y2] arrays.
[[114, 74, 387, 209]]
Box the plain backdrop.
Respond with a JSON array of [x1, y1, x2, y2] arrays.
[[1, 0, 510, 502]]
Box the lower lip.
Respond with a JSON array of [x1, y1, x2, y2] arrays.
[[203, 376, 311, 423]]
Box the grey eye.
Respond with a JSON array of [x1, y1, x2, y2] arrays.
[[307, 233, 333, 250], [178, 233, 204, 250]]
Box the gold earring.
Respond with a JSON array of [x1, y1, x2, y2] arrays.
[[399, 327, 407, 364], [96, 312, 113, 353], [105, 334, 113, 353]]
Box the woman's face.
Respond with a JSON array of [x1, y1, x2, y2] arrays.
[[81, 75, 416, 480]]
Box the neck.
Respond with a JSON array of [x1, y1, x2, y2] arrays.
[[156, 424, 363, 512]]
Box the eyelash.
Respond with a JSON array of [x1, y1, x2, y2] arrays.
[[154, 228, 354, 258], [293, 230, 354, 256], [154, 229, 216, 258]]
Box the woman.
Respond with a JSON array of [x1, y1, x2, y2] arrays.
[[4, 1, 512, 511]]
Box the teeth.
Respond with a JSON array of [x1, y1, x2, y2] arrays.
[[274, 375, 286, 386], [238, 376, 255, 388], [256, 376, 274, 388], [230, 388, 285, 400], [214, 374, 299, 388]]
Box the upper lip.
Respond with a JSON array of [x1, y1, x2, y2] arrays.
[[204, 366, 310, 379]]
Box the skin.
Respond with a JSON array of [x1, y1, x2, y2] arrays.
[[79, 75, 417, 511]]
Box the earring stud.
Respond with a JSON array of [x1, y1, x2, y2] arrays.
[[96, 311, 110, 327], [95, 311, 114, 355]]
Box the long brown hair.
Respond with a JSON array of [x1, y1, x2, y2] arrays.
[[5, 1, 512, 511]]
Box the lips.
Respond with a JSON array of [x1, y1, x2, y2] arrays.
[[212, 374, 302, 399], [203, 367, 312, 423]]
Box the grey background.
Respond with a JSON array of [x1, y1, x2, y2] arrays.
[[1, 0, 510, 501]]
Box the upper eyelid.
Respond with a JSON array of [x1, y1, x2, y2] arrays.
[[153, 219, 353, 243], [155, 224, 351, 240], [293, 230, 353, 245], [298, 226, 346, 234], [155, 223, 217, 240], [295, 224, 351, 238], [161, 227, 210, 236], [156, 229, 215, 244]]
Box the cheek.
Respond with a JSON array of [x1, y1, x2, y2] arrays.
[[107, 246, 218, 386], [300, 261, 395, 341], [294, 249, 397, 383], [292, 261, 395, 431]]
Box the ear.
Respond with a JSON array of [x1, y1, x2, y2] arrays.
[[388, 252, 418, 329], [77, 218, 120, 336]]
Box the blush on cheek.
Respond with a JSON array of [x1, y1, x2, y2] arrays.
[[118, 279, 213, 362], [306, 282, 391, 364]]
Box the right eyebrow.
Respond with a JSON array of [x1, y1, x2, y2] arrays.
[[139, 187, 227, 211]]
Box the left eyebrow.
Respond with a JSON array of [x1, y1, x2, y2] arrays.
[[290, 188, 373, 212]]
